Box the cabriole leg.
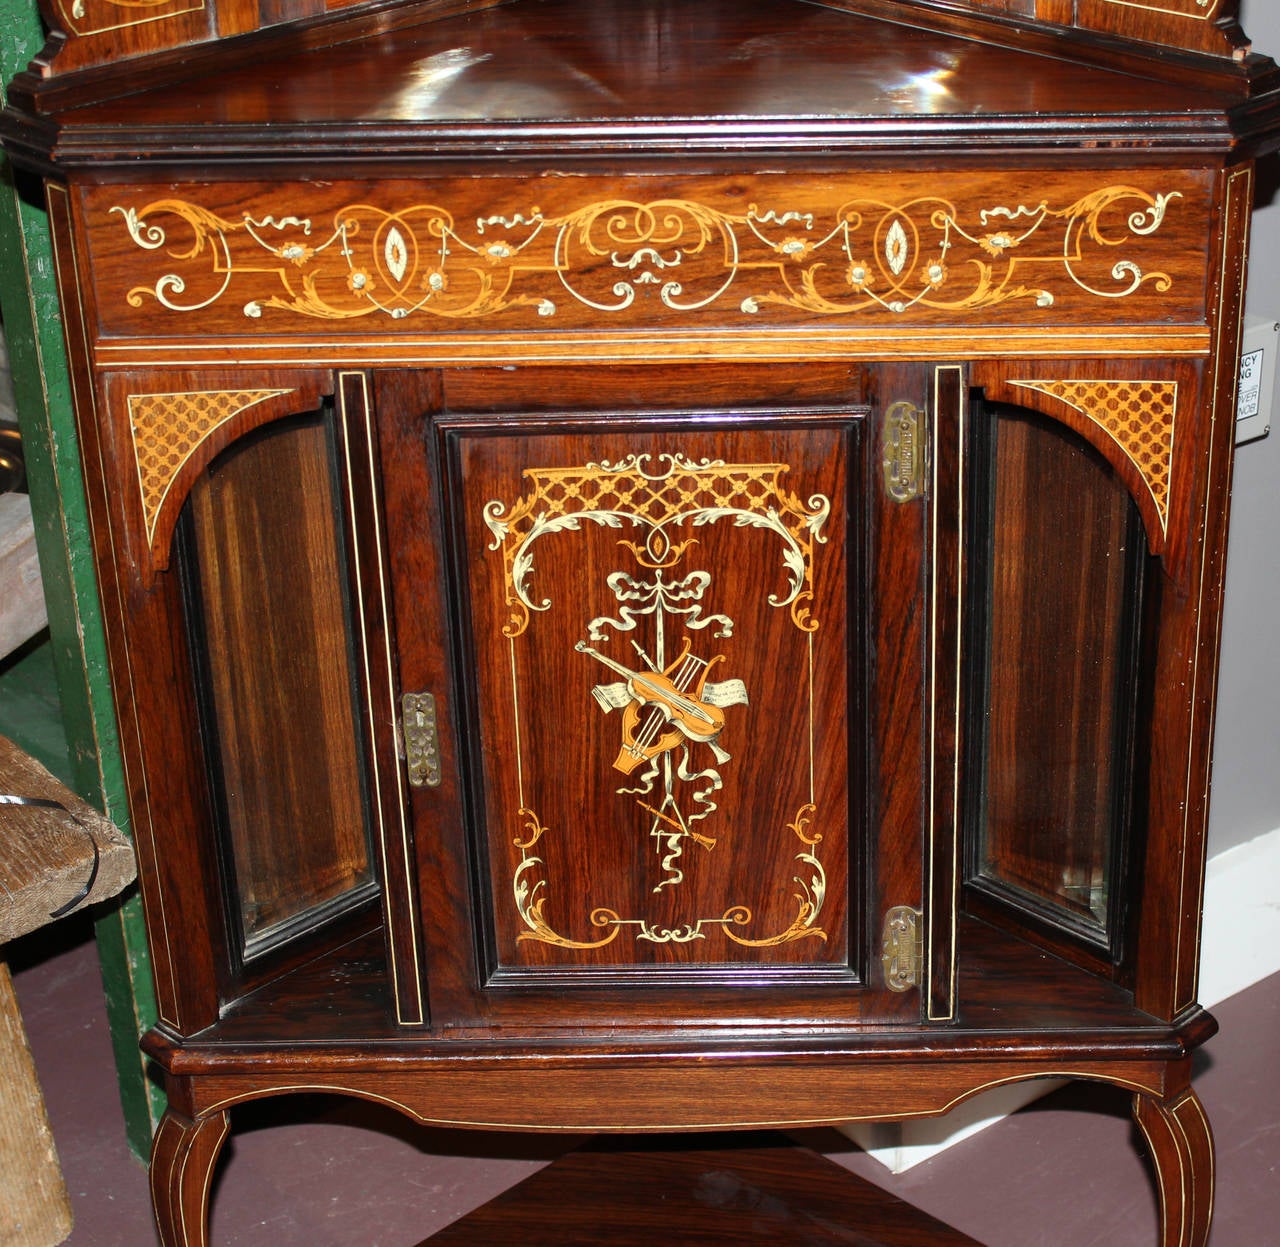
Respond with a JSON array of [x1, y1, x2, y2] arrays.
[[1132, 1087, 1214, 1247], [150, 1107, 231, 1247]]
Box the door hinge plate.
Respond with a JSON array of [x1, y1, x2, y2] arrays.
[[402, 692, 442, 789], [882, 904, 924, 992], [882, 400, 924, 503]]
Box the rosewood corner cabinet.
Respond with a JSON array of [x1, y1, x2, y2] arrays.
[[3, 0, 1277, 1242]]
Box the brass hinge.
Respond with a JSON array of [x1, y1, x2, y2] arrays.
[[402, 692, 442, 789], [882, 400, 925, 503], [882, 905, 924, 992]]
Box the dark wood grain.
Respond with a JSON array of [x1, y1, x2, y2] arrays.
[[56, 0, 1233, 132], [12, 4, 1272, 1245], [1132, 1084, 1215, 1247], [11, 0, 1276, 129], [157, 915, 1210, 1054], [75, 170, 1215, 354], [337, 369, 434, 1026], [374, 364, 922, 1031], [822, 0, 1258, 87], [1133, 163, 1254, 1022], [149, 1109, 230, 1247], [865, 363, 932, 1021], [9, 0, 1277, 175], [23, 0, 507, 84], [926, 362, 965, 1020], [420, 1135, 987, 1246], [48, 186, 229, 1035], [183, 411, 376, 957]]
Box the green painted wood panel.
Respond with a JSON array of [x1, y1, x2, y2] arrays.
[[0, 0, 164, 1158]]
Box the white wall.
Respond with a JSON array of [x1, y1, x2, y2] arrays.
[[1207, 0, 1280, 856]]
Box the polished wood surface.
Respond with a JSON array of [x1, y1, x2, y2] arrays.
[[15, 0, 1268, 106], [75, 169, 1215, 361], [419, 1134, 987, 1246], [374, 362, 930, 1031], [149, 1108, 229, 1247], [184, 413, 375, 958], [833, 0, 1253, 66], [16, 0, 1265, 173], [1133, 1086, 1216, 1247], [25, 0, 506, 82], [4, 1, 1271, 1243], [58, 0, 1232, 131], [155, 917, 1209, 1058], [450, 422, 853, 970]]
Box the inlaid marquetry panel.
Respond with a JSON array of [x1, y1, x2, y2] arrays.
[[36, 0, 214, 75], [1075, 0, 1244, 57], [105, 373, 330, 574], [450, 421, 857, 974], [1097, 0, 1220, 19], [51, 0, 204, 37], [128, 388, 294, 545], [1008, 379, 1177, 533], [81, 169, 1214, 357]]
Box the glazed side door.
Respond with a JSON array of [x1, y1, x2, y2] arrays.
[[362, 362, 962, 1033]]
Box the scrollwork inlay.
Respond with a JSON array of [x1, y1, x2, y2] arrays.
[[107, 184, 1185, 326], [494, 454, 832, 954], [58, 0, 204, 38], [483, 453, 829, 639]]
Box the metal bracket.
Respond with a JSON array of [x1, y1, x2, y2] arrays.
[[882, 400, 925, 503], [882, 904, 924, 992], [402, 692, 442, 789]]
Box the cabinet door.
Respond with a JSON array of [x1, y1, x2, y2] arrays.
[[369, 364, 957, 1032]]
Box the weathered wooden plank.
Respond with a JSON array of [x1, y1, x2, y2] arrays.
[[0, 962, 71, 1247], [0, 735, 135, 944], [0, 492, 46, 660]]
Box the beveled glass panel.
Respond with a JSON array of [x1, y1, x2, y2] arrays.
[[967, 406, 1142, 953], [184, 410, 375, 957]]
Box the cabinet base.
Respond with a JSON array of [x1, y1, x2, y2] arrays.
[[418, 1133, 984, 1245]]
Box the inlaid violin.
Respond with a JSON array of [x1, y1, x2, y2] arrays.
[[575, 639, 726, 775]]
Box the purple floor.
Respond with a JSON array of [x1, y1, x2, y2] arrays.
[[9, 914, 1279, 1246]]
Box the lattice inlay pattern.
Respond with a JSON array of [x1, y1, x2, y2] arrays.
[[1009, 380, 1177, 530], [127, 389, 293, 541], [483, 454, 830, 638]]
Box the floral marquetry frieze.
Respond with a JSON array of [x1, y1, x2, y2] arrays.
[[83, 173, 1212, 344]]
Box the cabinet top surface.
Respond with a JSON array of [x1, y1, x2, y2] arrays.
[[60, 0, 1227, 137]]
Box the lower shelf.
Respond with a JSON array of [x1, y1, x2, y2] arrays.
[[147, 915, 1213, 1135], [419, 1133, 985, 1246]]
